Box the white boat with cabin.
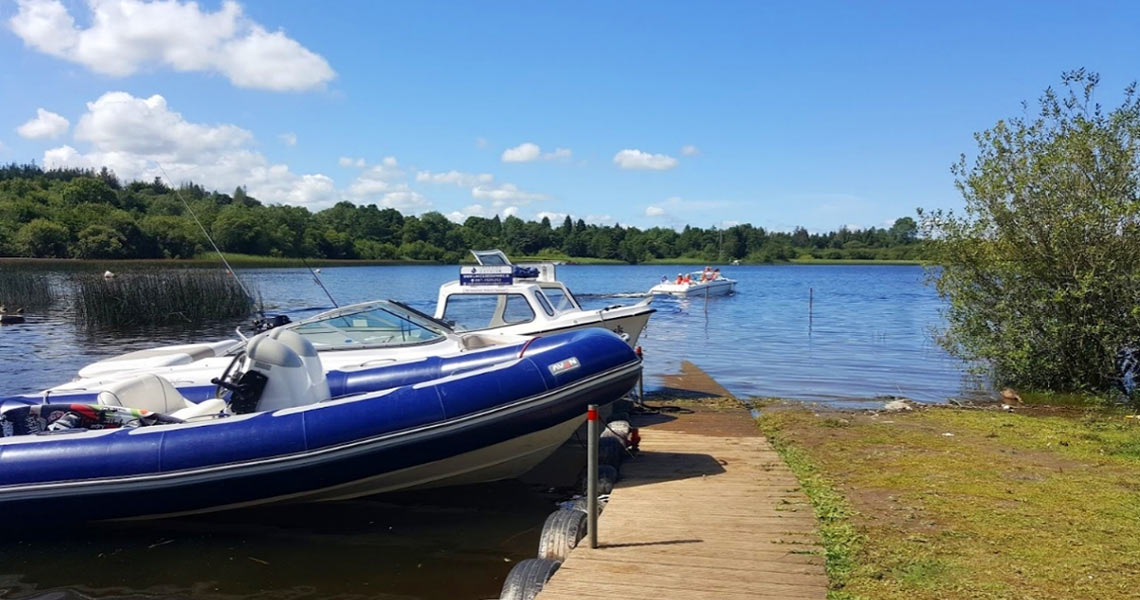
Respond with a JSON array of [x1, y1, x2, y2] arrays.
[[434, 250, 655, 347]]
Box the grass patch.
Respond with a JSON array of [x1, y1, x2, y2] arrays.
[[758, 413, 864, 598], [73, 270, 255, 328], [756, 403, 1140, 599], [510, 255, 626, 265]]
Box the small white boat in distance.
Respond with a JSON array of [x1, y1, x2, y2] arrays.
[[649, 270, 737, 297], [435, 250, 655, 346]]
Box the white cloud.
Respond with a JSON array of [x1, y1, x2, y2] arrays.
[[278, 132, 297, 147], [416, 170, 494, 187], [16, 108, 69, 140], [501, 142, 540, 162], [344, 157, 426, 210], [0, 140, 6, 153], [446, 202, 522, 222], [472, 183, 545, 203], [501, 142, 572, 163], [338, 156, 366, 168], [681, 144, 700, 156], [613, 148, 678, 171], [41, 91, 344, 209], [9, 0, 334, 91], [536, 211, 567, 222], [586, 214, 614, 225], [645, 205, 666, 217]]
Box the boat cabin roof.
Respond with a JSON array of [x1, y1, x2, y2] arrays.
[[435, 273, 583, 332]]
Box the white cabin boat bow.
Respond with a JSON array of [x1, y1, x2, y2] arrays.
[[435, 250, 655, 346]]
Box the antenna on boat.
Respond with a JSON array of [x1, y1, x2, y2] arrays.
[[154, 162, 259, 313], [302, 257, 339, 308]]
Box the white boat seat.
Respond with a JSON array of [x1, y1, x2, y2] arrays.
[[171, 398, 228, 422], [97, 374, 229, 422], [96, 373, 190, 415]]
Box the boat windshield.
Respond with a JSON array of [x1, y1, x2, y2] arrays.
[[287, 302, 448, 350]]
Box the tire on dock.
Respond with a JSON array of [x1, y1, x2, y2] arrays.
[[559, 495, 606, 514], [499, 558, 561, 600], [602, 420, 633, 445], [598, 435, 625, 468], [538, 508, 587, 562], [598, 464, 618, 495]]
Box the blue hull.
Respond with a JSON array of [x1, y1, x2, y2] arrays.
[[0, 329, 639, 522]]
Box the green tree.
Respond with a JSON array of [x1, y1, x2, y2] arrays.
[[16, 219, 70, 257], [921, 70, 1140, 396], [75, 224, 128, 258], [61, 177, 117, 206]]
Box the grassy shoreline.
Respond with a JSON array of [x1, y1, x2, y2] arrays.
[[756, 402, 1140, 599], [1, 255, 927, 268]]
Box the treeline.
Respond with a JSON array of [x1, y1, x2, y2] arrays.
[[0, 164, 925, 263]]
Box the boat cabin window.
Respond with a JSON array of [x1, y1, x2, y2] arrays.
[[291, 306, 445, 349], [540, 285, 578, 311], [443, 293, 536, 331], [535, 291, 556, 316]]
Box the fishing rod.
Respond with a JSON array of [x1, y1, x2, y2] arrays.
[[155, 162, 260, 314], [302, 257, 339, 308]]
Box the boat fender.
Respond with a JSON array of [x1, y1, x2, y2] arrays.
[[537, 509, 587, 562], [498, 558, 561, 600]]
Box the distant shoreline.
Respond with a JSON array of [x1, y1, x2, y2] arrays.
[[0, 255, 928, 269]]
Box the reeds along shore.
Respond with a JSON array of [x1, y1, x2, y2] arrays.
[[73, 270, 254, 328], [0, 270, 55, 309]]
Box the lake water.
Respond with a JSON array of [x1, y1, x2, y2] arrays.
[[2, 264, 981, 404], [0, 263, 983, 599]]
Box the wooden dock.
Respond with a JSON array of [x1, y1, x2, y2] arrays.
[[536, 405, 828, 599]]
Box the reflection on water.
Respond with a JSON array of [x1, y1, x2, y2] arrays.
[[0, 263, 984, 599], [1, 482, 555, 600]]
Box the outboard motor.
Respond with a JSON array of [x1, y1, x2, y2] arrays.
[[268, 328, 331, 404]]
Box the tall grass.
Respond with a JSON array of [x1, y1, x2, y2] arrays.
[[0, 271, 55, 309], [74, 270, 254, 328]]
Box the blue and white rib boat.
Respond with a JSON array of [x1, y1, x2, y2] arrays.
[[0, 324, 639, 522]]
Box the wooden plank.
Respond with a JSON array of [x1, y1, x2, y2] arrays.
[[536, 410, 828, 600]]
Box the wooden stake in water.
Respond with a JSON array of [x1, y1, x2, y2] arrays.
[[809, 287, 814, 331]]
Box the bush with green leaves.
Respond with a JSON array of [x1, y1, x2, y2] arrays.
[[921, 70, 1140, 398]]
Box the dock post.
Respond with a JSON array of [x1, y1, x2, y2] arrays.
[[586, 403, 599, 549], [635, 346, 645, 404]]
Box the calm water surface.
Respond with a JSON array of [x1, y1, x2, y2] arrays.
[[2, 264, 980, 403], [0, 264, 982, 599]]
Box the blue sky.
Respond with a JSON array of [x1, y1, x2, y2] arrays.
[[2, 1, 1139, 231]]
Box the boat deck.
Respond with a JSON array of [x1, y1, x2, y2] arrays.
[[537, 402, 828, 599]]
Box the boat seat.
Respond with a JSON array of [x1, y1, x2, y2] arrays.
[[97, 374, 230, 422], [96, 373, 193, 415], [171, 398, 228, 422]]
